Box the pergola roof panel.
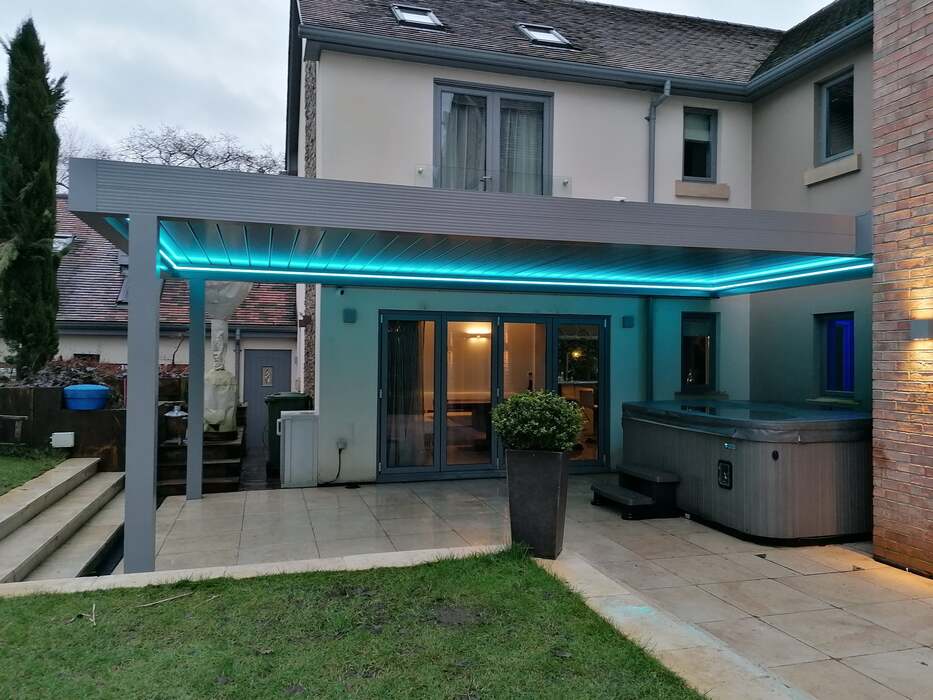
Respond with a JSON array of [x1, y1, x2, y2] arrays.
[[71, 159, 872, 298]]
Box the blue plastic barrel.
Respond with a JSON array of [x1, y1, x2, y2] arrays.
[[63, 384, 111, 411]]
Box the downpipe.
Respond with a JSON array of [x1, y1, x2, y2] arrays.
[[646, 80, 672, 204]]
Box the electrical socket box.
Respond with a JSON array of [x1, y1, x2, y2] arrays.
[[50, 432, 75, 448]]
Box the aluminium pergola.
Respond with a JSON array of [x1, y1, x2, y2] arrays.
[[68, 158, 872, 573]]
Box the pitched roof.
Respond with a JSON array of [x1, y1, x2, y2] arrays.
[[298, 0, 784, 84], [754, 0, 873, 76], [55, 198, 297, 331], [297, 0, 873, 86]]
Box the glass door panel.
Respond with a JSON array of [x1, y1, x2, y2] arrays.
[[556, 324, 601, 462], [385, 319, 436, 469], [439, 91, 488, 191], [503, 322, 547, 397], [499, 99, 545, 194], [446, 321, 493, 466]]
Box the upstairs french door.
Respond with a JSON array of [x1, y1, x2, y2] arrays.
[[379, 313, 607, 479]]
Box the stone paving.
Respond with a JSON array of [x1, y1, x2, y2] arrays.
[[141, 474, 933, 699]]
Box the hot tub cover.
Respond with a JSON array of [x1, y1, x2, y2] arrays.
[[623, 400, 870, 443]]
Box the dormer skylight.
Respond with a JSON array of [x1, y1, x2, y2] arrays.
[[391, 5, 444, 29], [517, 23, 571, 47]]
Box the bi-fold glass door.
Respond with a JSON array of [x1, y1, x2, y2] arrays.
[[379, 313, 607, 478]]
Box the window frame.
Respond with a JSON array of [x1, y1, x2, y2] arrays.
[[516, 23, 572, 47], [817, 311, 856, 396], [817, 69, 855, 165], [680, 312, 718, 394], [432, 80, 554, 195], [682, 107, 719, 183], [390, 4, 444, 30]]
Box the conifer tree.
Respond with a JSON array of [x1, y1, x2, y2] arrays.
[[0, 19, 67, 376]]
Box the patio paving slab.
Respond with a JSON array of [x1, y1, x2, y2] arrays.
[[721, 552, 797, 579], [591, 558, 690, 590], [316, 535, 395, 558], [841, 648, 933, 699], [700, 617, 828, 668], [758, 550, 839, 575], [652, 554, 765, 584], [852, 566, 933, 598], [775, 660, 907, 700], [762, 608, 919, 658], [645, 585, 749, 623], [781, 572, 912, 607], [701, 579, 831, 617], [388, 530, 469, 551], [844, 599, 933, 646]]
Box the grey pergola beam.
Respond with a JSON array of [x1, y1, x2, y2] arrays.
[[123, 213, 160, 573], [186, 279, 205, 501], [68, 159, 861, 256]]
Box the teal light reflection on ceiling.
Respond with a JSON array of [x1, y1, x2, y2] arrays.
[[102, 217, 872, 296]]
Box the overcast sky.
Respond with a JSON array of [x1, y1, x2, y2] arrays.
[[0, 1, 830, 155]]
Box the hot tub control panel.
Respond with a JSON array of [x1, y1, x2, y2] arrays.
[[717, 460, 733, 490]]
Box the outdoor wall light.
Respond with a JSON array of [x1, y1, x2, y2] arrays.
[[910, 317, 933, 340]]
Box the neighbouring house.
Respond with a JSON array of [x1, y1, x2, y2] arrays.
[[52, 198, 299, 394], [65, 0, 931, 578]]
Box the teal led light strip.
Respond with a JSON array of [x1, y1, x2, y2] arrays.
[[159, 251, 872, 294]]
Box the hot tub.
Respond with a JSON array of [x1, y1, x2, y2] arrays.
[[622, 400, 872, 542]]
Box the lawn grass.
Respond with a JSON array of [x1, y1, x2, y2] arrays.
[[0, 549, 700, 699], [0, 449, 64, 497]]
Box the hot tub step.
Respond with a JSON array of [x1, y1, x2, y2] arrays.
[[619, 463, 680, 484], [619, 463, 681, 518], [591, 484, 660, 520]]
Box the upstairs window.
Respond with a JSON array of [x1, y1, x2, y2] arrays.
[[391, 5, 444, 29], [683, 108, 717, 181], [435, 84, 552, 195], [681, 313, 717, 393], [819, 71, 854, 162], [517, 24, 571, 47], [819, 312, 855, 394]]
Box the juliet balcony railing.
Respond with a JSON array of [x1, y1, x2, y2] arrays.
[[414, 165, 573, 198]]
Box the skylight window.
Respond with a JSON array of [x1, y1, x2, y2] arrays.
[[517, 24, 571, 47], [391, 5, 444, 29]]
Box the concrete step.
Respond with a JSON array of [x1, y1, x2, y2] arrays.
[[157, 476, 240, 498], [24, 493, 124, 582], [0, 458, 99, 541], [0, 472, 124, 583]]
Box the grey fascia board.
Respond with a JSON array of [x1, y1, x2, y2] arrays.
[[298, 26, 749, 99], [746, 14, 874, 100], [298, 17, 873, 101], [68, 159, 859, 256]]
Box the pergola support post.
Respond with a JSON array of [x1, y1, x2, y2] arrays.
[[186, 279, 205, 501], [124, 213, 161, 573]]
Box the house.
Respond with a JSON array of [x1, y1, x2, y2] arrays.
[[285, 0, 874, 482], [65, 0, 931, 581]]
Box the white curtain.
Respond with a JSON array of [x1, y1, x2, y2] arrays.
[[499, 99, 544, 195], [440, 93, 486, 191]]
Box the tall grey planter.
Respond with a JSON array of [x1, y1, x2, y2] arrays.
[[506, 449, 569, 559]]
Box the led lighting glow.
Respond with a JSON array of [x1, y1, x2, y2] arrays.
[[157, 251, 872, 295]]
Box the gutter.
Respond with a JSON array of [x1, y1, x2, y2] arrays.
[[646, 80, 671, 204], [297, 15, 873, 103]]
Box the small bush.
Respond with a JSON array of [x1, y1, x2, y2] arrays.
[[491, 390, 583, 452]]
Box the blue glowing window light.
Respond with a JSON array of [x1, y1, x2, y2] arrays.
[[825, 315, 855, 393]]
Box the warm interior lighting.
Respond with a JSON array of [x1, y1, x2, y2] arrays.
[[464, 325, 491, 337], [570, 349, 584, 359]]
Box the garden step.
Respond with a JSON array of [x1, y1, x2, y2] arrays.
[[591, 484, 670, 520], [0, 458, 99, 542], [619, 463, 680, 484], [157, 476, 240, 497], [0, 472, 124, 583], [24, 492, 124, 581]]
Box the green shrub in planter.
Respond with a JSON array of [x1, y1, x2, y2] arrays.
[[492, 390, 584, 452], [494, 391, 583, 558]]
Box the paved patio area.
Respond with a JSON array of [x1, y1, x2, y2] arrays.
[[148, 475, 933, 700]]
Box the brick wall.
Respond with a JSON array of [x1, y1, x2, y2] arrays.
[[303, 58, 317, 399], [871, 0, 933, 576]]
